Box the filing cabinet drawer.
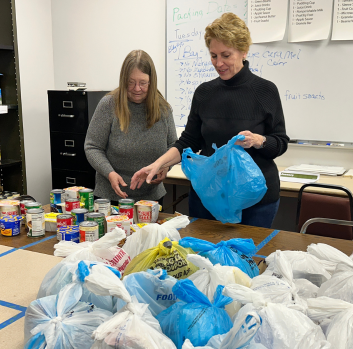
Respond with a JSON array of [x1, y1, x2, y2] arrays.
[[50, 132, 91, 171], [52, 169, 96, 189]]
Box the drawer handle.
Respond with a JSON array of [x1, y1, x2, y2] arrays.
[[65, 140, 75, 147], [60, 152, 76, 157], [58, 114, 75, 118], [66, 177, 76, 185], [63, 101, 73, 108]]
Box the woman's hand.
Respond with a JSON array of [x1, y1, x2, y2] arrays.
[[235, 130, 264, 149], [130, 162, 163, 190], [150, 167, 169, 185], [108, 171, 128, 198]]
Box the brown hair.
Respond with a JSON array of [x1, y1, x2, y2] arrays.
[[204, 13, 252, 53], [109, 50, 170, 132]]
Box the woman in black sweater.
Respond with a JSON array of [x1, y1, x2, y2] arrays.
[[131, 13, 289, 228]]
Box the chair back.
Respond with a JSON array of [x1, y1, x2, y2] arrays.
[[296, 183, 353, 240]]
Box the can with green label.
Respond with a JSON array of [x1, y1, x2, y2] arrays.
[[86, 212, 106, 238], [78, 188, 94, 212]]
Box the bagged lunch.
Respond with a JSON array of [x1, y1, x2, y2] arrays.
[[187, 254, 251, 317], [54, 228, 131, 273], [123, 215, 189, 259], [181, 134, 267, 223], [157, 279, 233, 349], [179, 237, 259, 278], [123, 237, 199, 279], [114, 268, 178, 316]]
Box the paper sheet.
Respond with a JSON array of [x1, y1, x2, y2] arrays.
[[332, 0, 353, 40], [280, 171, 320, 184]]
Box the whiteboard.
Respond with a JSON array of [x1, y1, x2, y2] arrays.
[[166, 0, 353, 143]]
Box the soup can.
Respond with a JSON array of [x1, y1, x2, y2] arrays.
[[50, 189, 65, 213], [0, 200, 20, 216], [79, 221, 99, 242], [57, 225, 79, 243], [71, 208, 88, 225], [65, 198, 80, 213], [86, 212, 106, 238], [25, 202, 42, 211], [118, 199, 134, 223], [94, 198, 111, 216], [57, 214, 74, 228], [20, 199, 35, 225], [78, 188, 94, 212], [26, 208, 45, 237], [11, 192, 20, 198]]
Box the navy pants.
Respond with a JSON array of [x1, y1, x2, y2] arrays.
[[188, 186, 280, 228]]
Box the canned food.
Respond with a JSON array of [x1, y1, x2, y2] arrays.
[[25, 202, 42, 210], [0, 200, 20, 216], [106, 215, 130, 236], [65, 198, 80, 213], [11, 192, 20, 198], [86, 212, 106, 238], [0, 215, 23, 236], [119, 199, 134, 223], [57, 214, 74, 228], [78, 188, 94, 212], [26, 208, 45, 237], [50, 189, 65, 213], [94, 198, 111, 216], [20, 199, 35, 225], [0, 195, 6, 201], [57, 225, 79, 242], [71, 208, 88, 225], [79, 221, 99, 242]]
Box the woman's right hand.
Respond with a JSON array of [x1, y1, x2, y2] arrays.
[[108, 171, 128, 198], [130, 162, 162, 190]]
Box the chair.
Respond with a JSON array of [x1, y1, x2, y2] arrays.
[[296, 183, 353, 240]]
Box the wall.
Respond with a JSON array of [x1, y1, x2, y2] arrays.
[[14, 0, 54, 204]]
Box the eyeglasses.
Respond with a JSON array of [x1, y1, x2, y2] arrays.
[[128, 80, 150, 90]]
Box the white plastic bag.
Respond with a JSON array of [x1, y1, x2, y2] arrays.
[[91, 297, 177, 349], [54, 228, 131, 273], [223, 284, 328, 349], [122, 215, 189, 259], [317, 263, 353, 302], [24, 283, 112, 349], [293, 279, 319, 300], [187, 254, 251, 317]]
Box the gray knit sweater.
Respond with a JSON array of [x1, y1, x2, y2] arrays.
[[84, 95, 177, 201]]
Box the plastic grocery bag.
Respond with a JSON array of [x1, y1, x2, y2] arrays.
[[157, 279, 233, 349], [91, 297, 177, 349], [223, 284, 329, 349], [187, 254, 251, 317], [123, 237, 199, 279], [114, 268, 178, 316], [181, 135, 267, 223], [317, 263, 353, 302], [37, 260, 120, 312], [24, 283, 112, 349], [123, 215, 189, 259], [179, 237, 258, 278], [54, 228, 131, 273]]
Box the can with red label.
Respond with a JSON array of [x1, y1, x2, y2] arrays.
[[57, 214, 74, 229], [65, 198, 80, 213], [0, 200, 20, 216], [79, 221, 99, 242], [118, 199, 134, 223], [20, 199, 35, 225]]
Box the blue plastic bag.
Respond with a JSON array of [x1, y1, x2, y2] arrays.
[[115, 269, 178, 316], [181, 135, 267, 223], [179, 237, 259, 278], [157, 279, 233, 349]]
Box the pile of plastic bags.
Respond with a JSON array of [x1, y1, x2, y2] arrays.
[[24, 212, 353, 348]]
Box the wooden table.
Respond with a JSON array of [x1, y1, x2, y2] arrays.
[[1, 206, 353, 262]]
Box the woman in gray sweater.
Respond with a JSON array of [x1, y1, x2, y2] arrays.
[[84, 50, 177, 204]]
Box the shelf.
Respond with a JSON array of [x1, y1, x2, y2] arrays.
[[0, 44, 14, 50], [0, 159, 22, 169]]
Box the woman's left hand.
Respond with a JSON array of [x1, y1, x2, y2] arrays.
[[150, 167, 169, 185], [235, 130, 264, 149]]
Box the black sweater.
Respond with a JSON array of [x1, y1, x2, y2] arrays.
[[174, 60, 290, 205]]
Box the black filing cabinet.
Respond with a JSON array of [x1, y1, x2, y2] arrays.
[[48, 90, 109, 189]]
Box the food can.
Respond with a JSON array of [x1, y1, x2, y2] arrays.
[[106, 215, 130, 236], [50, 189, 65, 213], [65, 198, 80, 213], [94, 198, 111, 216], [86, 212, 106, 238], [57, 214, 74, 228], [0, 215, 23, 236], [118, 199, 134, 222], [0, 200, 20, 216], [71, 208, 88, 225], [11, 192, 20, 198], [25, 202, 42, 210], [79, 221, 99, 242], [57, 225, 79, 243], [78, 188, 94, 212], [20, 199, 35, 225], [0, 195, 6, 201], [26, 208, 45, 237]]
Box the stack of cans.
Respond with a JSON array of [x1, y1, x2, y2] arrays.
[[57, 225, 80, 243]]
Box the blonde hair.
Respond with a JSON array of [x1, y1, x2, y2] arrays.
[[204, 13, 252, 53], [109, 50, 170, 132]]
